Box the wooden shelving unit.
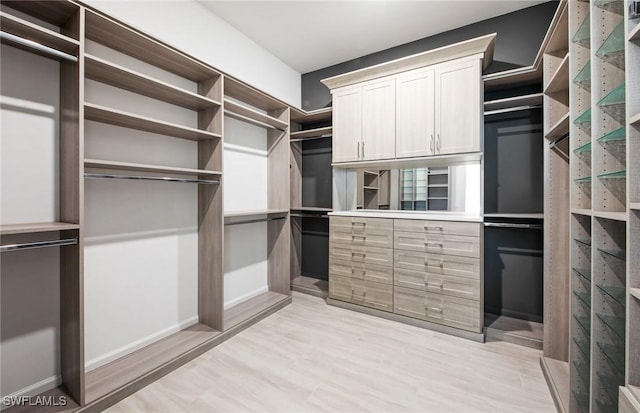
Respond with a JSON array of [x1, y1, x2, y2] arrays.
[[546, 111, 571, 141], [544, 53, 570, 94], [224, 98, 288, 131], [0, 222, 80, 236], [289, 126, 332, 140], [483, 92, 543, 111], [0, 10, 80, 57], [84, 159, 222, 177]]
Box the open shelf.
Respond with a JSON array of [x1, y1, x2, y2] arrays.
[[483, 213, 544, 219], [224, 99, 288, 131], [290, 107, 332, 123], [0, 222, 79, 236], [594, 0, 625, 14], [595, 21, 625, 70], [631, 288, 640, 301], [592, 210, 627, 221], [573, 267, 592, 282], [84, 159, 221, 177], [574, 176, 592, 183], [84, 103, 221, 141], [0, 11, 79, 55], [574, 142, 591, 155], [631, 203, 640, 211], [224, 76, 288, 112], [572, 12, 590, 47], [224, 291, 289, 330], [224, 209, 289, 219], [597, 126, 625, 144], [574, 107, 591, 134], [85, 54, 221, 111], [85, 323, 221, 403], [483, 93, 543, 111], [597, 169, 626, 180], [597, 82, 626, 124], [544, 54, 570, 94], [545, 111, 570, 140], [630, 23, 640, 42], [596, 284, 626, 305], [290, 207, 333, 213], [572, 208, 593, 216], [631, 112, 640, 126], [290, 126, 332, 140], [573, 60, 591, 92]]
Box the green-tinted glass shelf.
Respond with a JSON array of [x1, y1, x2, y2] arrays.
[[596, 21, 625, 70], [598, 170, 626, 180], [573, 60, 591, 92], [597, 82, 626, 123], [596, 341, 625, 376], [598, 126, 626, 144], [573, 336, 590, 357], [575, 238, 592, 247], [574, 108, 591, 134], [594, 0, 625, 15], [574, 314, 591, 334], [596, 313, 625, 340], [574, 290, 591, 308], [574, 142, 592, 155], [597, 284, 626, 306], [573, 267, 592, 281], [573, 360, 590, 386], [597, 371, 622, 404], [573, 13, 591, 47], [572, 390, 590, 413], [574, 176, 592, 183]]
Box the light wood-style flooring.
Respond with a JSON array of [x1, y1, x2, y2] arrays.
[[105, 293, 555, 412]]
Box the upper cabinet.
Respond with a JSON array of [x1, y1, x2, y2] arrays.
[[323, 33, 495, 165]]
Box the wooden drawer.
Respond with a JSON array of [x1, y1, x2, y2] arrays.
[[330, 242, 393, 267], [330, 258, 393, 284], [394, 267, 480, 301], [394, 231, 480, 258], [330, 225, 393, 249], [329, 275, 393, 312], [330, 216, 393, 232], [394, 249, 480, 280], [394, 219, 480, 237], [394, 286, 481, 332]]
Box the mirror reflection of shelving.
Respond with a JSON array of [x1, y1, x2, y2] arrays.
[[400, 167, 449, 211]]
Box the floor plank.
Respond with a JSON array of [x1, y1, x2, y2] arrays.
[[106, 293, 555, 412]]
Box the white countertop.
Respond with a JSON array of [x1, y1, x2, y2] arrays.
[[328, 210, 483, 223]]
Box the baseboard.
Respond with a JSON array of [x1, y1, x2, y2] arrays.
[[224, 285, 269, 310], [540, 356, 569, 413], [1, 375, 60, 411], [85, 316, 199, 372], [484, 326, 543, 350]]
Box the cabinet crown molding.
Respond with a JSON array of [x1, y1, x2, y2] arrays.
[[321, 33, 496, 90]]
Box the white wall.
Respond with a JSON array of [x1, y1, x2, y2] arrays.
[[83, 0, 301, 107]]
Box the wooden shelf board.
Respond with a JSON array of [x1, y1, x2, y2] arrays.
[[85, 103, 221, 141], [224, 99, 288, 131], [363, 186, 378, 190], [629, 23, 640, 42], [0, 222, 79, 236], [3, 386, 78, 413], [483, 93, 543, 111], [85, 323, 221, 404], [592, 210, 627, 221], [484, 213, 544, 219], [0, 11, 79, 54], [630, 203, 640, 211], [85, 54, 221, 111], [1, 1, 80, 27], [540, 357, 570, 413], [85, 159, 221, 177], [291, 276, 328, 299], [483, 65, 542, 90], [290, 126, 332, 139], [631, 288, 640, 301], [543, 53, 569, 94], [571, 208, 592, 216], [630, 112, 640, 127], [224, 77, 288, 112], [224, 291, 290, 330], [224, 209, 289, 219], [290, 107, 332, 123], [85, 10, 218, 82], [332, 152, 482, 170], [291, 207, 333, 212], [544, 111, 570, 141]]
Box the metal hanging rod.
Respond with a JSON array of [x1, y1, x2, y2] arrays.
[[484, 222, 543, 230], [290, 135, 332, 143], [85, 173, 220, 185], [1, 237, 78, 253], [225, 216, 287, 226], [483, 105, 543, 116], [224, 109, 286, 132], [0, 32, 78, 62]]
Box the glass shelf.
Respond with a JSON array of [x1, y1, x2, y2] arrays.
[[573, 359, 590, 386], [597, 247, 626, 260], [597, 371, 622, 405], [573, 267, 592, 281], [596, 313, 625, 340], [574, 176, 592, 183], [574, 314, 591, 334], [597, 170, 626, 180], [594, 0, 625, 15], [573, 13, 591, 47], [595, 21, 625, 70], [574, 290, 592, 308], [573, 60, 591, 92], [596, 284, 626, 306], [575, 238, 592, 247], [596, 341, 625, 376], [597, 82, 626, 123], [598, 126, 626, 144], [574, 108, 591, 134], [573, 336, 590, 357], [572, 390, 590, 413], [574, 142, 592, 154]]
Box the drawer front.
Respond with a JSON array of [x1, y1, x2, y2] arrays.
[[330, 243, 393, 267], [394, 219, 480, 237], [329, 275, 392, 312], [330, 226, 393, 249], [330, 258, 393, 284], [330, 216, 393, 232], [394, 287, 481, 332], [394, 250, 480, 279], [394, 267, 480, 301], [394, 231, 480, 258]]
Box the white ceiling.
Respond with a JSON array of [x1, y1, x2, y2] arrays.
[[200, 0, 548, 74]]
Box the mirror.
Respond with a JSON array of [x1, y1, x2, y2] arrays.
[[344, 162, 481, 215]]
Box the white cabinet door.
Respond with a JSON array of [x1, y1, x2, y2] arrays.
[[361, 79, 396, 160], [333, 86, 362, 163], [434, 58, 481, 155], [395, 68, 435, 158]]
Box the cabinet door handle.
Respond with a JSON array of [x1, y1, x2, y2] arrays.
[[430, 134, 434, 153], [362, 141, 365, 158], [436, 133, 441, 153], [357, 142, 361, 159]]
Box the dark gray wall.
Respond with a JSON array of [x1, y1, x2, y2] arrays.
[[301, 1, 559, 110]]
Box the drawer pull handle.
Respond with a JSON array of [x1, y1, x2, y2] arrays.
[[425, 242, 443, 248], [424, 225, 443, 231], [352, 252, 366, 256], [426, 281, 444, 288], [352, 222, 366, 226], [352, 235, 366, 240], [430, 307, 443, 313], [424, 260, 444, 268]]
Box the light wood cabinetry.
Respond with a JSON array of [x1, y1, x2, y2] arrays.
[[395, 68, 436, 158], [361, 79, 396, 160], [332, 86, 361, 163]]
